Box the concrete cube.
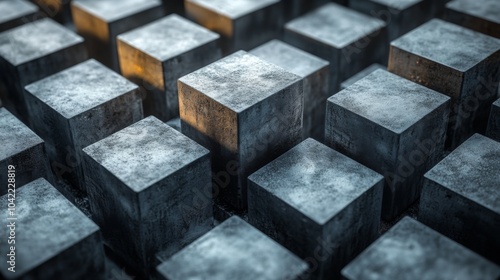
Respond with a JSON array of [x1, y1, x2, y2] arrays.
[[487, 98, 500, 141], [342, 217, 500, 280], [325, 69, 450, 220], [444, 0, 500, 38], [340, 63, 385, 90], [156, 216, 309, 280], [388, 19, 500, 148], [0, 108, 51, 196], [0, 178, 104, 280], [71, 0, 164, 71], [118, 14, 222, 121], [0, 0, 39, 32], [179, 51, 303, 210], [185, 0, 282, 54], [250, 40, 330, 141], [285, 3, 386, 91], [0, 18, 86, 123], [248, 138, 383, 279], [82, 116, 212, 277], [24, 59, 143, 191], [419, 134, 500, 264]]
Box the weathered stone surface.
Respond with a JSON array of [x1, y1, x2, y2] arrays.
[[325, 69, 450, 220], [419, 134, 500, 264], [0, 0, 39, 32], [250, 40, 330, 141], [0, 178, 104, 280], [388, 19, 500, 148], [342, 217, 500, 280], [340, 63, 385, 90], [157, 216, 309, 280], [486, 98, 500, 142], [82, 116, 212, 277], [285, 3, 386, 91], [118, 14, 221, 121], [248, 138, 383, 279], [24, 59, 142, 191], [179, 51, 303, 210], [444, 0, 500, 38]]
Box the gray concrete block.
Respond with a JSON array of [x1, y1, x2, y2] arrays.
[[185, 0, 282, 54], [340, 63, 385, 90], [156, 216, 309, 280], [444, 0, 500, 38], [71, 0, 164, 71], [419, 134, 500, 264], [82, 116, 212, 277], [285, 3, 386, 91], [118, 14, 222, 121], [325, 69, 450, 220], [486, 98, 500, 142], [24, 59, 143, 191], [388, 19, 500, 148], [0, 18, 86, 123], [0, 0, 39, 32], [248, 138, 383, 279], [250, 40, 330, 141], [179, 51, 303, 210], [342, 217, 500, 280], [0, 108, 51, 196], [0, 178, 104, 280]]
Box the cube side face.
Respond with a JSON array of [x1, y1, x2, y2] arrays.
[[487, 100, 500, 141], [185, 0, 234, 39], [303, 67, 329, 141], [282, 0, 331, 20], [0, 59, 23, 119], [444, 4, 500, 39]]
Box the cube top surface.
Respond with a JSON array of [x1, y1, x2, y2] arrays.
[[447, 0, 500, 25], [118, 14, 219, 61], [285, 3, 385, 48], [83, 116, 209, 193], [0, 18, 83, 66], [425, 134, 500, 214], [0, 178, 99, 278], [329, 69, 450, 134], [341, 217, 500, 280], [250, 39, 329, 77], [25, 59, 138, 119], [72, 0, 162, 23], [371, 0, 422, 10], [186, 0, 280, 19], [391, 19, 500, 72], [157, 216, 308, 280], [0, 0, 38, 24], [179, 51, 302, 112], [0, 108, 43, 159], [341, 63, 385, 89], [249, 138, 383, 225]]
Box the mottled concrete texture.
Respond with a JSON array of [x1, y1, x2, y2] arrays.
[[185, 0, 282, 54], [250, 40, 330, 141], [0, 178, 104, 280], [419, 134, 500, 264], [72, 0, 164, 70], [342, 217, 500, 280], [0, 18, 86, 122], [340, 63, 385, 90], [82, 116, 212, 277], [179, 51, 303, 210], [0, 108, 51, 195], [24, 59, 142, 191], [486, 98, 500, 141], [285, 3, 386, 91], [118, 14, 221, 121], [388, 19, 500, 148], [248, 138, 383, 279], [157, 216, 309, 280], [0, 0, 39, 32], [445, 0, 500, 38], [325, 69, 450, 220]]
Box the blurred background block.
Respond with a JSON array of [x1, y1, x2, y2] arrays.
[[0, 0, 39, 32]]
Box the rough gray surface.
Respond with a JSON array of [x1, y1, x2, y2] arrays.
[[157, 216, 309, 280], [340, 63, 385, 90], [83, 116, 213, 277], [419, 134, 500, 263], [0, 178, 104, 280], [179, 51, 303, 210], [445, 0, 500, 38], [487, 98, 500, 141], [250, 39, 330, 140], [118, 14, 221, 121], [326, 69, 450, 220], [0, 0, 38, 32], [342, 217, 500, 280], [248, 138, 383, 279]]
